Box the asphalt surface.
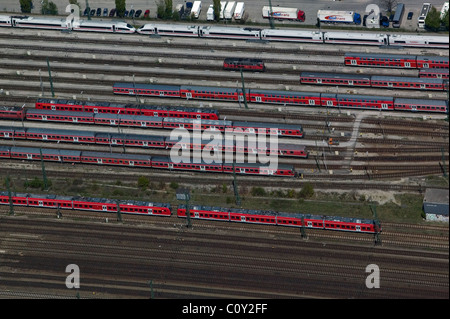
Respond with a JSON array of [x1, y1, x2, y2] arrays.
[[1, 0, 448, 31]]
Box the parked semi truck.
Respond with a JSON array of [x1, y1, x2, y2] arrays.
[[317, 10, 361, 24], [262, 6, 305, 22], [224, 1, 236, 19]]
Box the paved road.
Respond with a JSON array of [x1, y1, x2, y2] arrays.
[[1, 0, 448, 30]]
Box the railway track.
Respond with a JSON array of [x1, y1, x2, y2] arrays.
[[1, 164, 447, 191]]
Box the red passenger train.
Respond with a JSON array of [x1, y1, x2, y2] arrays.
[[223, 58, 265, 72], [300, 72, 446, 91], [35, 98, 219, 120], [0, 192, 380, 234], [344, 53, 449, 69], [0, 192, 172, 216], [112, 82, 448, 113], [177, 205, 380, 234]]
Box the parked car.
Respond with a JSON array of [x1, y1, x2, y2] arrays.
[[144, 9, 150, 18], [109, 8, 116, 17], [129, 9, 135, 17], [90, 9, 96, 16], [124, 10, 129, 17], [407, 11, 413, 20], [96, 8, 102, 16], [83, 7, 90, 16], [135, 10, 142, 17], [103, 8, 109, 16]]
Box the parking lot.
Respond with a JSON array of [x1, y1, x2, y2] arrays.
[[0, 0, 448, 31]]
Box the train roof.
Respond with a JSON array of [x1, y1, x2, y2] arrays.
[[371, 75, 444, 83], [325, 31, 386, 39], [419, 68, 449, 74], [14, 16, 66, 24], [26, 127, 96, 136], [201, 25, 261, 34], [0, 146, 11, 152], [10, 146, 81, 156], [0, 126, 25, 132], [337, 94, 394, 101], [120, 200, 171, 208], [138, 23, 199, 31], [81, 151, 151, 161], [416, 55, 449, 62], [180, 85, 243, 94], [261, 29, 321, 37], [250, 89, 321, 97], [232, 121, 302, 130], [344, 52, 415, 59], [113, 82, 181, 91], [0, 105, 23, 111], [95, 113, 163, 122], [151, 156, 223, 165], [300, 72, 370, 80], [394, 98, 448, 106], [26, 109, 93, 117], [95, 132, 165, 141], [163, 117, 233, 126], [389, 34, 449, 43]]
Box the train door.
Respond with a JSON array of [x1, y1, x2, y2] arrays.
[[356, 225, 361, 232], [27, 154, 33, 160], [111, 139, 117, 145], [110, 119, 116, 125], [240, 216, 246, 222], [159, 91, 165, 97], [388, 82, 393, 88], [185, 92, 192, 99], [4, 132, 9, 138], [348, 80, 353, 86], [194, 212, 200, 218], [381, 104, 389, 110], [38, 201, 43, 207], [73, 136, 79, 142], [404, 62, 411, 68], [423, 63, 429, 68], [129, 161, 134, 166], [420, 84, 426, 89], [307, 221, 312, 228], [97, 158, 103, 164], [350, 59, 357, 65], [411, 105, 417, 111], [51, 105, 56, 111], [143, 141, 148, 147], [148, 208, 153, 215], [42, 115, 47, 121], [102, 205, 107, 211], [42, 134, 48, 140], [255, 96, 262, 103], [72, 117, 78, 123], [317, 79, 322, 84], [308, 99, 316, 105]]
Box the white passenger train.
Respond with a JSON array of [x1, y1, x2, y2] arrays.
[[0, 15, 447, 48]]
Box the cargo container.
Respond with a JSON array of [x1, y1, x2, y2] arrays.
[[317, 10, 361, 24], [262, 6, 305, 22]]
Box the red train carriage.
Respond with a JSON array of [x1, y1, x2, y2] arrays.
[[222, 162, 295, 176], [25, 128, 96, 144], [393, 98, 448, 113], [35, 98, 219, 120], [10, 147, 81, 163], [419, 68, 449, 79], [95, 133, 166, 148], [180, 85, 248, 102], [370, 76, 445, 91], [118, 201, 172, 216], [223, 57, 265, 72], [0, 106, 25, 120], [230, 121, 304, 138], [177, 205, 231, 221], [416, 55, 449, 69], [26, 109, 94, 124], [249, 89, 321, 106], [335, 94, 394, 110], [300, 72, 371, 87], [94, 113, 163, 128], [163, 118, 233, 131], [0, 146, 11, 158], [0, 126, 26, 139], [80, 151, 152, 168], [112, 83, 181, 98], [344, 52, 418, 68], [228, 208, 278, 225]]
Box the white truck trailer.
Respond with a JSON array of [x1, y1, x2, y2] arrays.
[[234, 2, 245, 20], [317, 10, 362, 24], [262, 6, 305, 22], [191, 1, 202, 19], [219, 1, 227, 19], [224, 1, 236, 19]]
